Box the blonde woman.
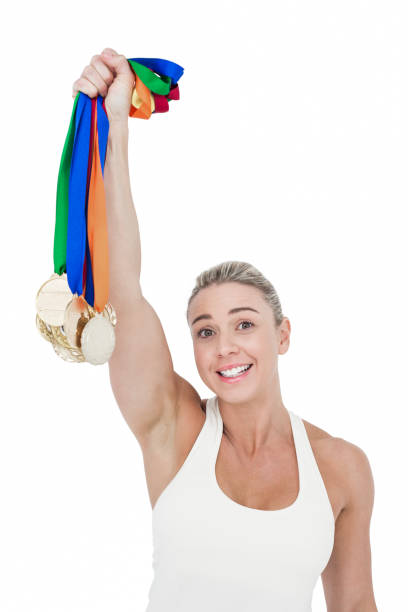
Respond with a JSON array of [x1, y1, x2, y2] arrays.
[[72, 48, 378, 612]]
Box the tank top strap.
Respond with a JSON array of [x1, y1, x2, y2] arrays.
[[203, 395, 220, 461], [172, 396, 219, 483], [288, 410, 331, 501]]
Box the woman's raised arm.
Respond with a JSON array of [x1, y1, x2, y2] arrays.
[[72, 49, 181, 441]]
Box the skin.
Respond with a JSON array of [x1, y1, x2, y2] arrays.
[[187, 281, 378, 611]]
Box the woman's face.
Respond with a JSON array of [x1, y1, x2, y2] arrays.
[[188, 282, 291, 397]]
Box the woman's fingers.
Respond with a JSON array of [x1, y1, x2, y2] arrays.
[[80, 63, 108, 95], [72, 75, 98, 99], [72, 53, 115, 99], [90, 54, 115, 88]]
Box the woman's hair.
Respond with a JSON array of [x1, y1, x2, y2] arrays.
[[186, 261, 284, 328]]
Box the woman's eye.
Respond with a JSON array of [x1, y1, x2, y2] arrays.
[[197, 320, 254, 338], [239, 320, 254, 330], [197, 328, 213, 338]]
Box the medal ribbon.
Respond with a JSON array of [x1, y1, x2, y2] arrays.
[[53, 57, 184, 312]]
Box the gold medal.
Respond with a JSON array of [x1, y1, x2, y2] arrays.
[[36, 313, 54, 344], [36, 275, 117, 364], [52, 340, 84, 363], [36, 273, 73, 327], [63, 295, 93, 348], [51, 324, 85, 362], [80, 312, 116, 365]]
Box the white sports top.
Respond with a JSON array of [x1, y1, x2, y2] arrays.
[[146, 395, 335, 612]]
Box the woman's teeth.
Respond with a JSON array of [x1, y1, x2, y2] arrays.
[[218, 364, 252, 378]]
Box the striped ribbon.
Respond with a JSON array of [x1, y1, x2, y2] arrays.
[[53, 57, 184, 312]]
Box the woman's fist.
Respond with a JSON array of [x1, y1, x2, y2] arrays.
[[72, 48, 135, 123]]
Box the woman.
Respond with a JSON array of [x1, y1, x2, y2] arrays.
[[72, 48, 378, 611]]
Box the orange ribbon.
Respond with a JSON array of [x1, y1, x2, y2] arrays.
[[129, 73, 155, 119], [86, 101, 109, 313]]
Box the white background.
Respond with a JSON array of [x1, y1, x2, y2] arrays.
[[1, 0, 406, 610]]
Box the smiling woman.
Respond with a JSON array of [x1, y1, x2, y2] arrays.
[[78, 48, 378, 612], [142, 261, 377, 611]]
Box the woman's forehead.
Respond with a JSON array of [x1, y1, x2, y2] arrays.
[[198, 282, 260, 302], [189, 283, 264, 318]]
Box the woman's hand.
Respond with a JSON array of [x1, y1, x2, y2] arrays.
[[72, 48, 135, 123]]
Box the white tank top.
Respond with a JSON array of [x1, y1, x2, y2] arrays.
[[146, 395, 335, 612]]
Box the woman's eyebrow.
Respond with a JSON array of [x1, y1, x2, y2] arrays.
[[191, 307, 259, 327]]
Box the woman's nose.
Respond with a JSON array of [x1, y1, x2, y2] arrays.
[[216, 333, 239, 356]]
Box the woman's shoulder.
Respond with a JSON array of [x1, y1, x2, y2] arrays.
[[302, 415, 370, 471], [302, 415, 370, 463], [302, 415, 374, 512]]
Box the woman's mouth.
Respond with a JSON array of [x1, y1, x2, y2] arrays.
[[216, 364, 253, 383]]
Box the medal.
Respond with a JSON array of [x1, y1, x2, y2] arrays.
[[81, 312, 116, 365], [52, 335, 86, 363], [36, 56, 184, 364], [35, 273, 73, 327], [63, 295, 93, 349]]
